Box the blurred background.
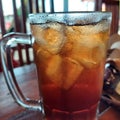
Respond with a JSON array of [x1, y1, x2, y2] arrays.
[[0, 0, 120, 68], [1, 0, 119, 38]]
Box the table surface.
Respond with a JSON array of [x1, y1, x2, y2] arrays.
[[0, 63, 120, 120]]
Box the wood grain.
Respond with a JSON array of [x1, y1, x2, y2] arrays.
[[0, 63, 120, 120]]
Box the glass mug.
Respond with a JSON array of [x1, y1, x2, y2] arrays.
[[0, 12, 112, 120]]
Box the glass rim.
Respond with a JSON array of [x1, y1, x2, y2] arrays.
[[29, 11, 112, 25]]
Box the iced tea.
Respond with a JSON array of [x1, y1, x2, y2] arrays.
[[30, 13, 111, 120]]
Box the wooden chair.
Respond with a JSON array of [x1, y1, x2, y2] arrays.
[[0, 0, 40, 66], [0, 0, 55, 67], [95, 0, 119, 35]]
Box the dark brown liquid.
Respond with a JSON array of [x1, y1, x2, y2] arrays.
[[32, 22, 109, 120]]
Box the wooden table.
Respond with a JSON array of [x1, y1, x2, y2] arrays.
[[0, 63, 120, 120]]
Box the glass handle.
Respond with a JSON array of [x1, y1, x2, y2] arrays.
[[0, 32, 44, 113]]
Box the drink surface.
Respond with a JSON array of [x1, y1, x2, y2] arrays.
[[31, 20, 110, 119]]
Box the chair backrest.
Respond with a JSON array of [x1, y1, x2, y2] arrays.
[[0, 0, 56, 66], [0, 0, 45, 66], [95, 0, 119, 35]]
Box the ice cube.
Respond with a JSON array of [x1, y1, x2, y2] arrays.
[[61, 26, 80, 55], [66, 34, 106, 69], [62, 57, 84, 90], [72, 43, 105, 69], [45, 55, 63, 86], [62, 24, 107, 69], [80, 35, 106, 68], [45, 55, 84, 90], [65, 26, 81, 43], [31, 24, 43, 42], [42, 28, 65, 54], [31, 23, 66, 54], [33, 42, 52, 63]]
